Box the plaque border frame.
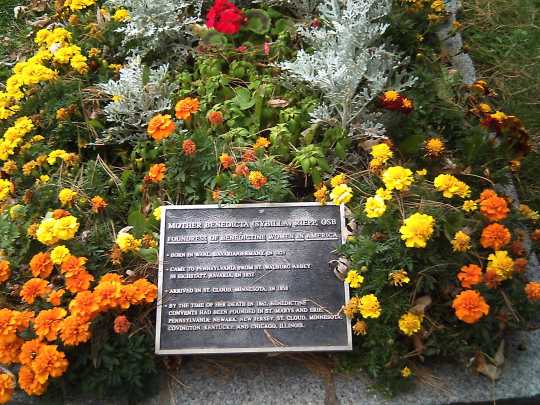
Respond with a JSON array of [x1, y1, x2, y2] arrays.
[[155, 202, 352, 355]]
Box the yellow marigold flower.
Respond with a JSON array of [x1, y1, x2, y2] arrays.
[[330, 173, 347, 188], [36, 218, 59, 246], [88, 48, 101, 57], [0, 179, 14, 202], [58, 188, 77, 207], [399, 312, 423, 336], [451, 230, 471, 252], [462, 200, 478, 212], [520, 204, 540, 221], [108, 63, 123, 73], [175, 97, 200, 120], [345, 270, 364, 289], [53, 216, 79, 241], [382, 90, 399, 101], [416, 169, 427, 176], [314, 184, 328, 204], [342, 297, 360, 318], [153, 207, 162, 221], [116, 233, 141, 253], [401, 367, 412, 378], [375, 187, 392, 200], [364, 195, 386, 218], [112, 95, 123, 103], [47, 149, 68, 165], [431, 0, 445, 12], [382, 166, 413, 191], [9, 204, 24, 220], [352, 320, 367, 336], [248, 170, 268, 190], [388, 269, 410, 286], [370, 143, 393, 164], [433, 174, 471, 198], [358, 294, 381, 319], [330, 184, 353, 205], [487, 250, 514, 281], [400, 213, 435, 248], [112, 8, 130, 22], [424, 137, 445, 157], [50, 245, 70, 265], [253, 137, 270, 150], [2, 160, 17, 174], [478, 103, 492, 113]]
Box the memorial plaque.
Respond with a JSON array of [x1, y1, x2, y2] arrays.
[[155, 202, 352, 354]]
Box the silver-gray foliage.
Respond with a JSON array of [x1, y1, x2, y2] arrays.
[[253, 0, 320, 17], [106, 0, 203, 59], [280, 0, 414, 132], [96, 55, 178, 144]]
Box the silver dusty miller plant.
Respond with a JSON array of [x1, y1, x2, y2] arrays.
[[253, 0, 320, 17], [96, 55, 178, 144], [280, 0, 414, 133], [105, 0, 203, 59]]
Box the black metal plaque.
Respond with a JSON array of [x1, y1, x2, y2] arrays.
[[155, 202, 352, 354]]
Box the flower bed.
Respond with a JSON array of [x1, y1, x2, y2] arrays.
[[0, 0, 539, 402]]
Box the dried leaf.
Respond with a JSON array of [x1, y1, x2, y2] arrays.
[[475, 352, 501, 381], [410, 296, 432, 315], [14, 6, 27, 19], [267, 98, 289, 108], [330, 257, 349, 281]]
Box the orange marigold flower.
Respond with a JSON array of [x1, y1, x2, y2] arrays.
[[234, 163, 249, 177], [479, 190, 509, 222], [0, 260, 10, 283], [452, 290, 490, 324], [19, 339, 45, 365], [514, 258, 528, 273], [457, 264, 483, 289], [113, 315, 131, 334], [60, 315, 91, 346], [484, 269, 501, 289], [147, 163, 167, 183], [65, 269, 94, 293], [253, 137, 270, 150], [34, 308, 67, 341], [52, 208, 71, 219], [242, 148, 256, 162], [60, 255, 87, 275], [94, 279, 123, 311], [18, 365, 48, 396], [91, 196, 108, 213], [532, 229, 540, 242], [0, 338, 23, 364], [0, 372, 15, 404], [175, 97, 200, 120], [219, 153, 234, 169], [0, 309, 17, 343], [248, 170, 268, 190], [525, 282, 540, 302], [207, 110, 224, 126], [20, 278, 51, 304], [314, 184, 328, 204], [147, 114, 176, 141], [182, 139, 197, 156], [31, 344, 68, 384], [29, 252, 54, 278], [126, 279, 157, 305], [211, 188, 221, 201], [480, 223, 511, 250], [47, 289, 65, 306], [69, 291, 100, 322]]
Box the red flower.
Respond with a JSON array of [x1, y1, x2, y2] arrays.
[[206, 0, 245, 35]]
